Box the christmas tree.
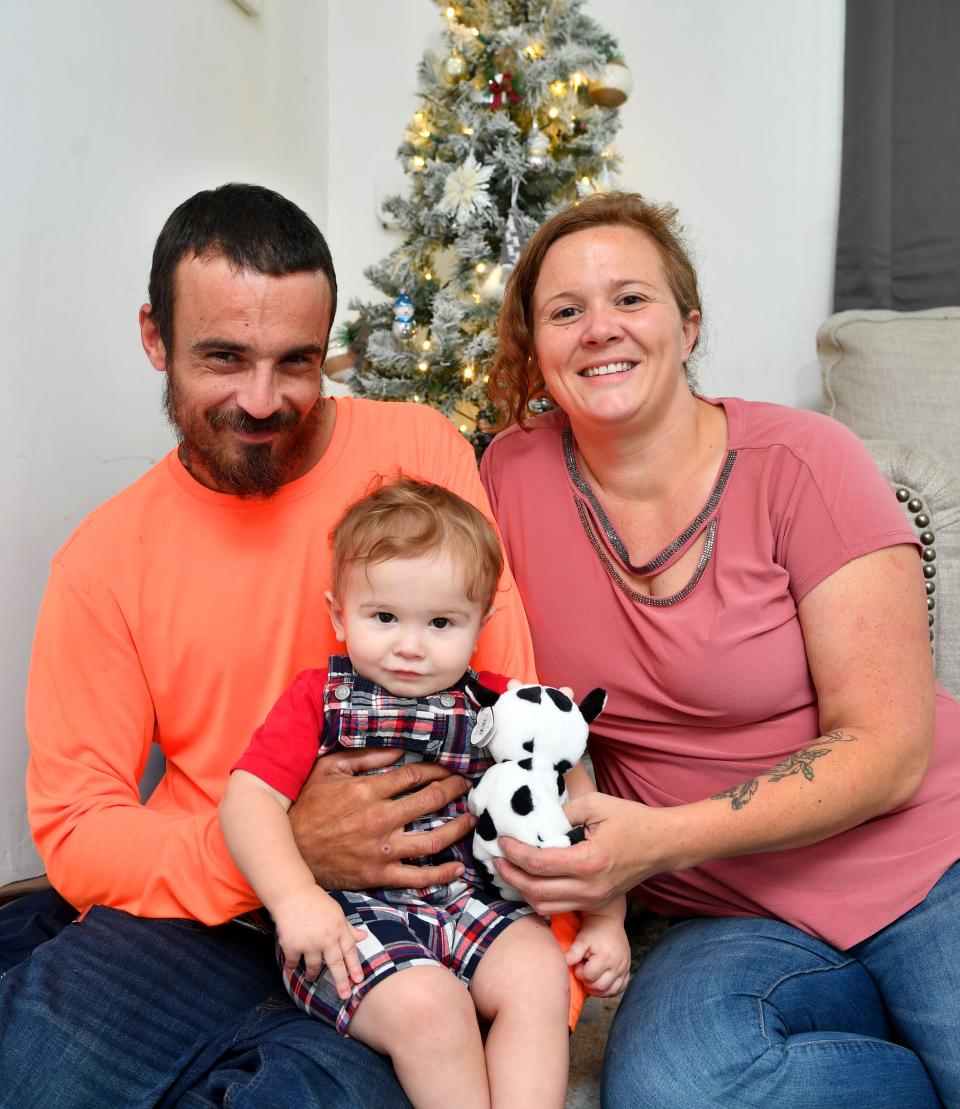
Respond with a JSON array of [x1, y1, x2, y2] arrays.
[[341, 0, 632, 447]]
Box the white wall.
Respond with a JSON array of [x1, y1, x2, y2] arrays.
[[326, 0, 845, 411], [2, 0, 844, 888], [0, 0, 329, 886]]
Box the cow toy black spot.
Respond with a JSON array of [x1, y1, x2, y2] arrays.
[[465, 679, 607, 902]]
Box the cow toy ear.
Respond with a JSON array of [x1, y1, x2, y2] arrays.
[[465, 677, 501, 709], [579, 688, 607, 724]]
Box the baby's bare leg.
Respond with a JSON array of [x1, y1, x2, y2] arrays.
[[471, 914, 570, 1108], [348, 964, 490, 1109]]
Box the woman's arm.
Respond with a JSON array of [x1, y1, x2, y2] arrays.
[[496, 544, 935, 915]]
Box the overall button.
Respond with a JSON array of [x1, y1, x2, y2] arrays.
[[334, 684, 351, 701], [439, 693, 457, 708]]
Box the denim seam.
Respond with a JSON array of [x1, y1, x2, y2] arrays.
[[223, 1046, 267, 1105], [779, 1037, 922, 1056], [756, 956, 858, 1047]]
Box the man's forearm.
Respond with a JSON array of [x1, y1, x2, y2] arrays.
[[33, 789, 256, 922]]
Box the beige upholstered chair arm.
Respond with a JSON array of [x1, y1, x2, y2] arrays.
[[861, 438, 960, 699]]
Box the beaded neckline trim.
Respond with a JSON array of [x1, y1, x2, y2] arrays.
[[574, 497, 718, 606], [562, 426, 737, 575]]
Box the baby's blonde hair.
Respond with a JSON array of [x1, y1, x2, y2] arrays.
[[330, 476, 503, 611]]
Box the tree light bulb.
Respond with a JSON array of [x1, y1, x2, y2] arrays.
[[445, 5, 456, 18], [418, 361, 428, 372], [463, 365, 475, 380], [422, 339, 431, 351], [475, 262, 487, 274], [550, 80, 567, 97], [462, 126, 474, 136], [547, 107, 559, 119], [412, 156, 426, 169]]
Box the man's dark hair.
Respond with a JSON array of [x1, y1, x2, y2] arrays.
[[147, 182, 338, 352]]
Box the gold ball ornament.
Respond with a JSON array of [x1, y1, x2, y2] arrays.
[[588, 60, 633, 108], [445, 53, 466, 81]]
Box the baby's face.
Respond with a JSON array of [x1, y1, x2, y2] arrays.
[[327, 552, 488, 698]]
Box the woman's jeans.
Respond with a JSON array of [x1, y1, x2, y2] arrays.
[[603, 860, 960, 1108], [0, 892, 409, 1108]]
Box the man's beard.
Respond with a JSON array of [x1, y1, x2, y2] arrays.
[[163, 373, 324, 498]]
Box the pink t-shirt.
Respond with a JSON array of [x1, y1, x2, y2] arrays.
[[481, 396, 960, 948]]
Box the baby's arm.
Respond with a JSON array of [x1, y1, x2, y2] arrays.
[[220, 770, 366, 999], [565, 897, 631, 997], [562, 764, 631, 997]]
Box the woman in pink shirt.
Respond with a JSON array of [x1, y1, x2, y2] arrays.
[[480, 193, 960, 1107]]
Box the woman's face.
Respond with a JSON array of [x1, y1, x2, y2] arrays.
[[530, 224, 700, 434]]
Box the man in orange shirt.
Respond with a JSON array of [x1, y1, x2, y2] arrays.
[[0, 183, 535, 1106]]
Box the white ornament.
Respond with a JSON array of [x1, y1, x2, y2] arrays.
[[593, 164, 618, 194], [481, 203, 526, 300], [480, 263, 506, 300], [526, 122, 550, 167], [588, 60, 634, 108], [437, 154, 494, 224]]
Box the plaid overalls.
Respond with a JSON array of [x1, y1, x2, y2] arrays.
[[282, 656, 533, 1033]]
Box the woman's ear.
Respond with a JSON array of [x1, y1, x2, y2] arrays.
[[681, 309, 701, 362]]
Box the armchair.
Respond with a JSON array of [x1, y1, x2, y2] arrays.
[[818, 308, 960, 697]]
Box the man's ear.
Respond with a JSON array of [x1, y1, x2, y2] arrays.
[[140, 305, 168, 374], [325, 590, 346, 642]]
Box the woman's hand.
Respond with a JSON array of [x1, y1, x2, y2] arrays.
[[495, 791, 675, 916]]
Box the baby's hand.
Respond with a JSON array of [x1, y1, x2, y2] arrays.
[[273, 886, 367, 1000], [564, 911, 631, 998]]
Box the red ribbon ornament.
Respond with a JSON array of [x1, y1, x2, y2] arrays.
[[488, 72, 522, 110]]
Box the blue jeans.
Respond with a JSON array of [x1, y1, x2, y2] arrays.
[[0, 892, 409, 1108], [603, 861, 960, 1107]]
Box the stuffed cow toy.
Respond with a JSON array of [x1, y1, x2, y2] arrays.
[[465, 679, 607, 902]]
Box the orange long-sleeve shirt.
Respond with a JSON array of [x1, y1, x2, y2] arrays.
[[26, 398, 536, 923]]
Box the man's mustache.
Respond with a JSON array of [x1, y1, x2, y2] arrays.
[[206, 408, 299, 435]]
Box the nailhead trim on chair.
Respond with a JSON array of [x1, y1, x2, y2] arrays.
[[895, 487, 937, 649]]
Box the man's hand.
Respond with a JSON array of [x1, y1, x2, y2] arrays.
[[289, 748, 474, 890]]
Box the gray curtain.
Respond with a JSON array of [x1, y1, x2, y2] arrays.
[[834, 0, 960, 310]]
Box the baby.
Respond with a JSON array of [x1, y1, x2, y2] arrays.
[[221, 477, 629, 1108]]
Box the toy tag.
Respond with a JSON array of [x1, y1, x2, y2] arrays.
[[471, 706, 495, 748]]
